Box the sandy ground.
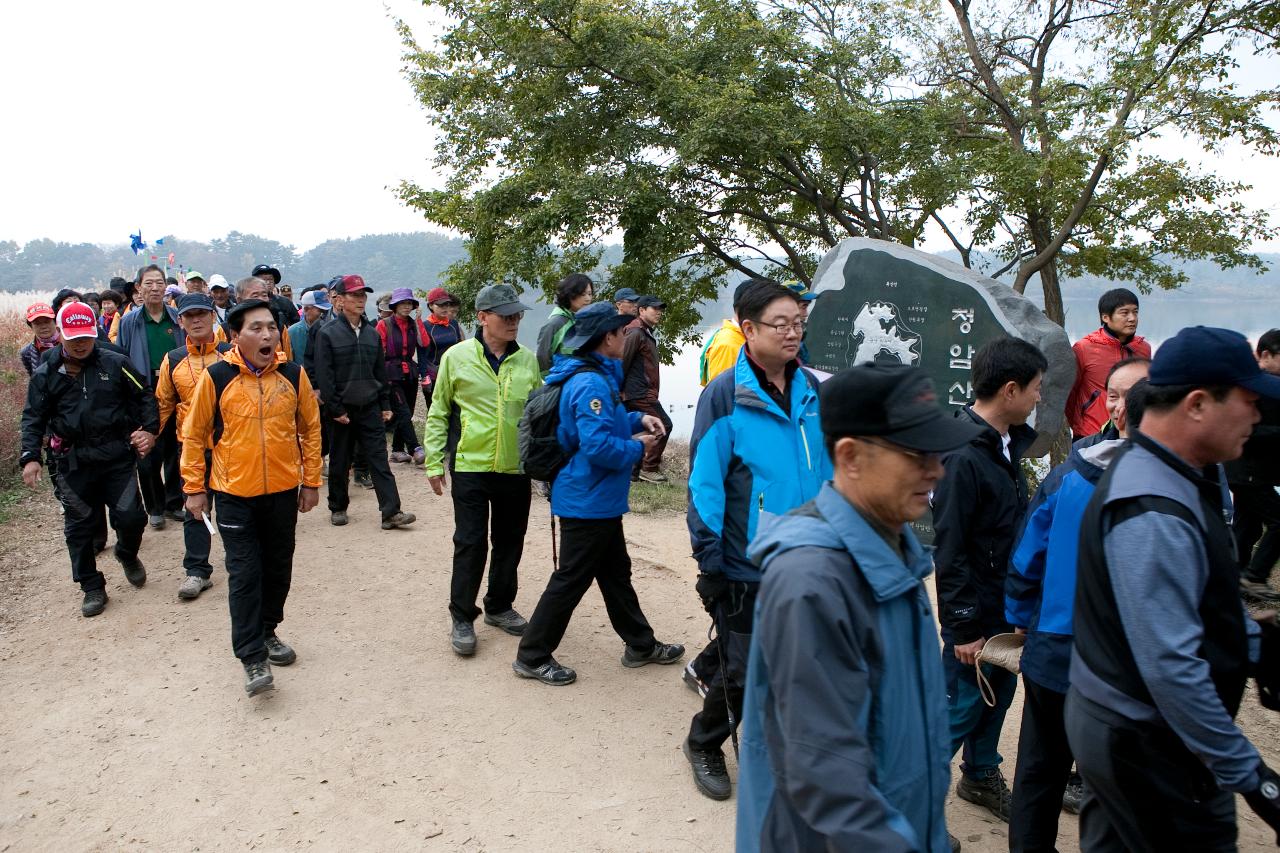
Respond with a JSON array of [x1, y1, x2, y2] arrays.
[[1, 470, 1278, 852]]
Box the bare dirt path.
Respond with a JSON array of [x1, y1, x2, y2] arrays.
[[0, 472, 1276, 851]]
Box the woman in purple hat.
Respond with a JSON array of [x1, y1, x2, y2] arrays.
[[377, 288, 429, 464]]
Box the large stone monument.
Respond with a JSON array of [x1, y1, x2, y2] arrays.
[[807, 238, 1074, 459]]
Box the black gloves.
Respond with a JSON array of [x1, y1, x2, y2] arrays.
[[695, 573, 730, 615], [1243, 762, 1280, 846], [1258, 617, 1280, 712]]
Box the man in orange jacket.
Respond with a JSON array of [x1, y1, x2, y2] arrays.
[[156, 293, 231, 601], [180, 300, 323, 696]]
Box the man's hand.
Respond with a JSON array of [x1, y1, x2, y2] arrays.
[[428, 475, 446, 496], [185, 492, 208, 517], [634, 433, 658, 453], [1243, 762, 1280, 844], [640, 414, 666, 437], [298, 486, 319, 513], [130, 430, 156, 458], [333, 413, 350, 425], [21, 461, 41, 489], [695, 573, 730, 616], [954, 637, 987, 666], [381, 410, 393, 423]]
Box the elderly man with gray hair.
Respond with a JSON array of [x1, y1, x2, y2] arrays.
[[735, 364, 983, 853]]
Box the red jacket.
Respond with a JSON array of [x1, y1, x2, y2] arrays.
[[1065, 327, 1151, 437]]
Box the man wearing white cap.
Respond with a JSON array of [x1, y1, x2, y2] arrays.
[[19, 303, 158, 617], [287, 290, 331, 365]]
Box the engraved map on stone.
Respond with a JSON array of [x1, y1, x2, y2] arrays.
[[849, 301, 921, 366]]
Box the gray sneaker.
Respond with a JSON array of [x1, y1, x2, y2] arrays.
[[178, 575, 213, 600], [381, 511, 417, 530], [483, 609, 528, 636], [330, 510, 348, 526], [637, 469, 668, 484], [265, 633, 297, 666], [451, 619, 477, 656], [243, 660, 274, 696], [389, 451, 412, 464], [512, 657, 577, 685]]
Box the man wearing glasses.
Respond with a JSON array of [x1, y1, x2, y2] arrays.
[[423, 284, 543, 657], [681, 278, 832, 802]]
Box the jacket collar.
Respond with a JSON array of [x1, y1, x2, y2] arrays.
[[184, 339, 220, 357], [815, 483, 932, 601], [960, 406, 1037, 462], [731, 347, 813, 419], [225, 346, 281, 378]]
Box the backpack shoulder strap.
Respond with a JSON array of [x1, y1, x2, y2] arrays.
[[205, 360, 240, 447], [276, 360, 303, 396]]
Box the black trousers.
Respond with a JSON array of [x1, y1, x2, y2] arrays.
[[215, 489, 298, 663], [1232, 482, 1280, 583], [1010, 676, 1075, 853], [517, 516, 656, 666], [688, 581, 757, 751], [449, 471, 530, 623], [59, 457, 145, 591], [388, 377, 419, 453], [179, 445, 214, 578], [1065, 690, 1237, 853], [138, 418, 183, 515], [49, 445, 108, 551], [625, 400, 672, 472], [327, 404, 401, 519]]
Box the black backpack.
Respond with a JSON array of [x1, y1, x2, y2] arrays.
[[518, 360, 604, 482]]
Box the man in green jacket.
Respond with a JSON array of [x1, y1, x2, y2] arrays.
[[424, 284, 543, 656]]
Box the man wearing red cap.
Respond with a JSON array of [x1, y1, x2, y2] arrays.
[[19, 303, 158, 617]]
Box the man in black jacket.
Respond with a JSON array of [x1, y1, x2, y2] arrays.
[[312, 275, 415, 530], [932, 336, 1045, 822], [19, 302, 158, 617], [251, 263, 302, 327], [1229, 328, 1280, 598]]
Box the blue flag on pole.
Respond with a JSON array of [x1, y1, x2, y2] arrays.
[[130, 231, 146, 255]]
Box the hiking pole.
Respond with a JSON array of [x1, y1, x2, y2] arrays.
[[550, 501, 559, 573], [710, 612, 740, 761]]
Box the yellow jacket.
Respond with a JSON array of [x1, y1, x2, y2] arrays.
[[699, 320, 745, 386], [180, 348, 322, 497], [156, 339, 230, 440]]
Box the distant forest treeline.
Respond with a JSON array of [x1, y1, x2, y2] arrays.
[[1, 232, 1275, 304]]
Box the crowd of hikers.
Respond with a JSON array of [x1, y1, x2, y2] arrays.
[[15, 264, 1280, 851]]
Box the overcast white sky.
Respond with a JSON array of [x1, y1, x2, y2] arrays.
[[0, 1, 1276, 253]]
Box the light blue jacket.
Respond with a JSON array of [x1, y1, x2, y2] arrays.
[[115, 304, 183, 388], [737, 483, 952, 852], [687, 348, 830, 582]]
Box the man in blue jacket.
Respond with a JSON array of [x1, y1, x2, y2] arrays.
[[1004, 359, 1147, 852], [682, 279, 831, 802], [513, 303, 684, 685], [736, 364, 982, 853]]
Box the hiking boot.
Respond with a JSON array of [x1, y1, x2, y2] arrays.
[[114, 546, 146, 588], [389, 451, 412, 464], [483, 609, 528, 636], [164, 509, 186, 523], [412, 446, 426, 466], [512, 657, 577, 686], [381, 511, 417, 530], [682, 662, 709, 698], [265, 633, 297, 666], [1241, 579, 1278, 599], [451, 619, 477, 656], [622, 642, 686, 668], [148, 514, 166, 530], [638, 469, 668, 484], [178, 575, 213, 600], [354, 470, 374, 489], [957, 768, 1012, 822], [243, 660, 274, 696], [1062, 774, 1085, 815], [330, 510, 348, 526], [683, 739, 732, 800], [81, 588, 108, 617]]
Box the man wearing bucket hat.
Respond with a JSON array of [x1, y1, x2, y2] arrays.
[[513, 302, 683, 685], [377, 288, 429, 464], [20, 303, 157, 618], [1068, 326, 1280, 849], [736, 364, 981, 852], [423, 283, 541, 657]]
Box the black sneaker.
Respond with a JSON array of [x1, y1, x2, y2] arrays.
[[114, 546, 146, 587], [621, 642, 686, 668], [82, 588, 108, 617], [243, 660, 274, 696], [957, 768, 1012, 822], [164, 509, 186, 523], [148, 514, 166, 530], [265, 634, 297, 666], [354, 471, 374, 489], [683, 738, 732, 800], [483, 609, 528, 636], [451, 619, 477, 656], [682, 662, 709, 698], [512, 657, 577, 686], [1062, 773, 1084, 815]]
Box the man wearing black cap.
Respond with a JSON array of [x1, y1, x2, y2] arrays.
[[513, 302, 683, 685], [622, 295, 672, 482], [312, 274, 415, 530], [737, 364, 980, 853], [613, 287, 640, 317], [251, 264, 301, 327], [155, 293, 231, 601], [1067, 325, 1280, 849]]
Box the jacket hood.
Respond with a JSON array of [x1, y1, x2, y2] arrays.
[[546, 352, 622, 387], [1071, 437, 1127, 484]]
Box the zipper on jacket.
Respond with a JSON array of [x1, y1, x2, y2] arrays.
[[799, 422, 813, 470], [258, 375, 269, 494]]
